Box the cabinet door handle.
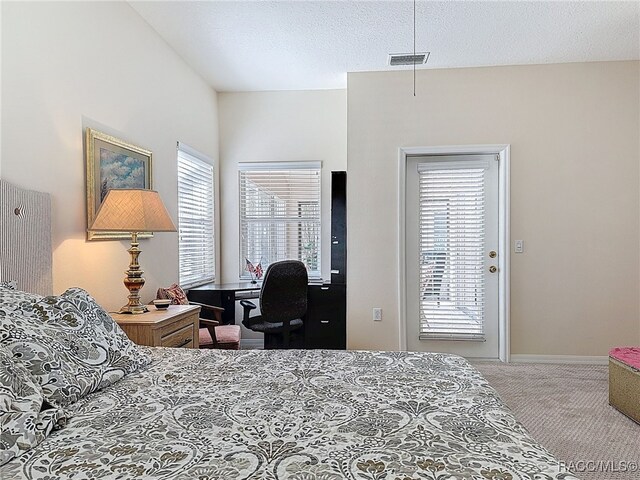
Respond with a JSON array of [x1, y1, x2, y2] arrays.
[[320, 320, 329, 324], [320, 286, 330, 290], [177, 339, 191, 348]]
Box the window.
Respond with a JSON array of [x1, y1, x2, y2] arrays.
[[177, 143, 215, 288], [239, 162, 321, 279], [418, 160, 488, 340]]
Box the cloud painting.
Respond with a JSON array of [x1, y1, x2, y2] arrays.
[[99, 148, 146, 202]]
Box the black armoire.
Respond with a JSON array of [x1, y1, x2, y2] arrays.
[[304, 171, 347, 349]]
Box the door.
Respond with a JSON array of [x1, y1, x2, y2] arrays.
[[405, 154, 500, 359]]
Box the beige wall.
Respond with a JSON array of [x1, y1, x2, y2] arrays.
[[348, 61, 640, 355], [218, 90, 347, 282], [1, 2, 218, 309]]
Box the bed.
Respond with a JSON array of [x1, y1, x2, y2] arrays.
[[0, 181, 578, 479]]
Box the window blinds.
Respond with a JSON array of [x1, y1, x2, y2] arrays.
[[177, 145, 215, 288], [417, 160, 488, 341], [239, 162, 321, 279]]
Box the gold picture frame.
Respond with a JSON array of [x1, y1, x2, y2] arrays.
[[85, 128, 153, 240]]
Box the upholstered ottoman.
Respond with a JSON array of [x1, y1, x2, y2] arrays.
[[609, 347, 640, 424]]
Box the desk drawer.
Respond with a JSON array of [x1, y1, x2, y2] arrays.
[[305, 284, 346, 349], [161, 324, 194, 348]]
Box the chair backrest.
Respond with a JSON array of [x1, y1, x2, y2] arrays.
[[259, 260, 308, 323]]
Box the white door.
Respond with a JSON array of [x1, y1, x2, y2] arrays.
[[405, 154, 500, 359]]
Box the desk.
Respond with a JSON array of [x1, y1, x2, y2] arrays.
[[188, 282, 260, 324], [187, 282, 346, 350]]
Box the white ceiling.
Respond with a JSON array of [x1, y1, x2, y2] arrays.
[[130, 1, 640, 92]]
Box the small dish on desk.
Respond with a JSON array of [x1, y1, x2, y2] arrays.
[[152, 299, 171, 310]]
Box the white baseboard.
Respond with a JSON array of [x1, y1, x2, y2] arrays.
[[510, 354, 608, 365], [240, 339, 263, 350]]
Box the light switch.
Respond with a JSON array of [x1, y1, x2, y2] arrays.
[[515, 240, 524, 253], [373, 308, 382, 321]]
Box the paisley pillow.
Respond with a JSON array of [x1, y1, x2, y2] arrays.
[[0, 280, 17, 290], [36, 287, 150, 373], [0, 288, 151, 407], [0, 286, 42, 313], [0, 345, 67, 466]]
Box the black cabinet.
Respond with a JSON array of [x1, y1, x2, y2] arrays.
[[305, 172, 347, 350], [331, 171, 347, 284], [304, 283, 346, 349]]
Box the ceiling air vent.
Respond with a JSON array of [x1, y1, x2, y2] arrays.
[[388, 52, 430, 66]]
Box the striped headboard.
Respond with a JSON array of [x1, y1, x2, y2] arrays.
[[0, 180, 53, 295]]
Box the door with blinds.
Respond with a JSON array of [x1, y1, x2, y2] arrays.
[[405, 154, 499, 358]]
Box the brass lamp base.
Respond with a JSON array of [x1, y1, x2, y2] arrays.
[[119, 303, 148, 315], [119, 232, 148, 315]]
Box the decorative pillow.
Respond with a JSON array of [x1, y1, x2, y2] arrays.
[[0, 286, 42, 313], [0, 345, 67, 466], [156, 283, 189, 305], [0, 280, 17, 290], [0, 288, 151, 407]]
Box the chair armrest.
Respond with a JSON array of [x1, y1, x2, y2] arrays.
[[240, 300, 257, 328], [239, 300, 256, 311], [199, 318, 221, 328], [189, 301, 224, 321]]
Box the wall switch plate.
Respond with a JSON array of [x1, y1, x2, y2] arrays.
[[515, 240, 524, 253], [373, 308, 382, 321]]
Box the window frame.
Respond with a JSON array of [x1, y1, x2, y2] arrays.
[[177, 142, 217, 289], [238, 161, 322, 281]]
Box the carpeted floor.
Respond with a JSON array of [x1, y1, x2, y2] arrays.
[[473, 362, 640, 480]]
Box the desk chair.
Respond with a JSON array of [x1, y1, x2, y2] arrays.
[[156, 284, 241, 350], [240, 260, 308, 349]]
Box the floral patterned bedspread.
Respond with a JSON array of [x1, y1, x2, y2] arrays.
[[1, 348, 578, 480]]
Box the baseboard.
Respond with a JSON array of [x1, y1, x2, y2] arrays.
[[240, 339, 263, 350], [510, 354, 609, 365]]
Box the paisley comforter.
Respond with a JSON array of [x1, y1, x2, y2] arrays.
[[1, 348, 578, 479]]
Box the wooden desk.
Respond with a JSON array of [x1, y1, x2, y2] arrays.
[[188, 282, 346, 350], [112, 304, 201, 349]]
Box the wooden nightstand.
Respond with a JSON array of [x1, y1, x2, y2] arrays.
[[112, 304, 201, 349]]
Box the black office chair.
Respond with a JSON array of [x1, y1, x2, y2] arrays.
[[240, 260, 308, 349]]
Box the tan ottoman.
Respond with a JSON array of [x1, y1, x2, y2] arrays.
[[609, 347, 640, 424]]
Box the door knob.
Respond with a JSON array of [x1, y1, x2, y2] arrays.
[[489, 266, 497, 273], [489, 251, 497, 258]]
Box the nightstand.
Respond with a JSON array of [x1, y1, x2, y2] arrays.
[[112, 304, 201, 349]]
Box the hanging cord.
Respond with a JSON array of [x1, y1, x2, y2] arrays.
[[413, 0, 416, 96]]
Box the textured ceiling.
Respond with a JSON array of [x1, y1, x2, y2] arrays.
[[130, 1, 640, 92]]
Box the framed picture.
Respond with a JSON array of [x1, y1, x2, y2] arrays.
[[85, 128, 153, 240]]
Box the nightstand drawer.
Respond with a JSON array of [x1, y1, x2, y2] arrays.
[[112, 304, 200, 349], [161, 324, 194, 348]]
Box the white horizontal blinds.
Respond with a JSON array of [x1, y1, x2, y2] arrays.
[[177, 145, 215, 288], [418, 159, 489, 341], [239, 162, 321, 279]]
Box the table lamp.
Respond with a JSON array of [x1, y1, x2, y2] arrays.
[[89, 189, 176, 314]]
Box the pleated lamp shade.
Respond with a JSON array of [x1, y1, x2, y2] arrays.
[[90, 189, 176, 232]]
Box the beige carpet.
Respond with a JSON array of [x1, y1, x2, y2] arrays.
[[473, 362, 640, 480]]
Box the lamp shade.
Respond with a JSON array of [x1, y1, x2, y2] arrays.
[[90, 189, 176, 232]]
